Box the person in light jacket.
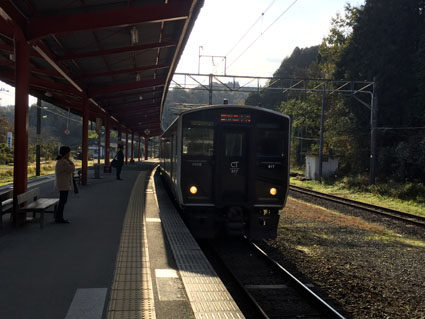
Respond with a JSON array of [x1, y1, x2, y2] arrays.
[[55, 146, 75, 223]]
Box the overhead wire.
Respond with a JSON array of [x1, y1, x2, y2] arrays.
[[225, 0, 276, 57], [35, 104, 82, 124], [227, 0, 300, 71]]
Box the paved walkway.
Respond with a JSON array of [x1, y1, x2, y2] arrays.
[[0, 161, 157, 319]]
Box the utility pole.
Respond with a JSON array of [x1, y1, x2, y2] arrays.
[[198, 46, 203, 74], [36, 98, 41, 176], [209, 74, 213, 105], [318, 85, 325, 181]]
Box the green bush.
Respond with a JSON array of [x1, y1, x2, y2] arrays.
[[27, 166, 35, 175], [369, 181, 425, 203], [41, 164, 55, 173], [398, 183, 425, 202], [0, 143, 13, 164], [341, 175, 370, 191]]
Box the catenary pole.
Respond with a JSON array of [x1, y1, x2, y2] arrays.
[[319, 84, 325, 181]]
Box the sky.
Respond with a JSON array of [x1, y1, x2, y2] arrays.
[[0, 0, 365, 107]]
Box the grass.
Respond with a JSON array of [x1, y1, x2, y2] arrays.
[[0, 159, 105, 186], [290, 175, 425, 218]]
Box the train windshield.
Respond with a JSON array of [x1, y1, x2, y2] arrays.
[[225, 133, 244, 157], [256, 130, 285, 157], [183, 126, 214, 156]]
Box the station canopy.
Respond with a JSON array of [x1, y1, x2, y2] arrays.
[[0, 0, 204, 136]]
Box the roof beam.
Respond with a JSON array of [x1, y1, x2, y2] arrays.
[[0, 59, 62, 78], [113, 105, 160, 114], [160, 0, 202, 118], [0, 1, 27, 32], [32, 42, 84, 93], [57, 41, 176, 61], [124, 119, 161, 126], [116, 116, 161, 124], [78, 63, 169, 80], [99, 88, 163, 101], [27, 2, 191, 41], [113, 108, 160, 117], [107, 97, 159, 109], [0, 43, 41, 58], [88, 78, 165, 98], [0, 14, 13, 38], [0, 69, 81, 96]]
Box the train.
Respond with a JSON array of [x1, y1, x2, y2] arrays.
[[159, 104, 290, 239]]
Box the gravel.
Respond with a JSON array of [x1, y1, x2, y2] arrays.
[[257, 196, 425, 319]]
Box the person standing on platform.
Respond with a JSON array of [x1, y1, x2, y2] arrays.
[[55, 146, 75, 224], [116, 144, 124, 180]]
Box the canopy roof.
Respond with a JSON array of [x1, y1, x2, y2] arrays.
[[0, 0, 203, 136]]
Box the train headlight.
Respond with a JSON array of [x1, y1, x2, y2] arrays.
[[189, 186, 198, 195], [269, 187, 277, 196]]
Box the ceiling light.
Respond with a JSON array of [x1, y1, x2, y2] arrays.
[[136, 73, 141, 81], [0, 8, 12, 21], [131, 26, 139, 45]]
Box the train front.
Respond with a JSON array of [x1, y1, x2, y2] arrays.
[[180, 105, 290, 239]]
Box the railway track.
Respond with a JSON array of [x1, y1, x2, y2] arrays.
[[289, 185, 425, 228], [202, 238, 345, 319]]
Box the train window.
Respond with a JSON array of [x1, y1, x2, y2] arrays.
[[189, 120, 214, 126], [225, 133, 244, 157], [183, 127, 214, 156], [256, 130, 284, 157]]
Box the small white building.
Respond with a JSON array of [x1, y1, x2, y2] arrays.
[[305, 155, 338, 180]]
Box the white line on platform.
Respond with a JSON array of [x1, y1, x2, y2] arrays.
[[146, 217, 161, 223], [64, 288, 107, 319], [155, 269, 178, 278]]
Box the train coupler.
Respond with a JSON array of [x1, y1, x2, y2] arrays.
[[248, 209, 280, 240], [225, 207, 245, 237]]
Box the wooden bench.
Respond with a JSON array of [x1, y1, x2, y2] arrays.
[[17, 188, 59, 229], [0, 189, 13, 232]]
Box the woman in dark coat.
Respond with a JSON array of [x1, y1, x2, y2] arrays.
[[116, 144, 124, 180]]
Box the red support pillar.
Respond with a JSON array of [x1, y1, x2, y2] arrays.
[[125, 131, 128, 164], [104, 117, 110, 172], [13, 32, 29, 223], [130, 132, 134, 162], [138, 135, 141, 162], [82, 98, 89, 185], [144, 137, 148, 160]]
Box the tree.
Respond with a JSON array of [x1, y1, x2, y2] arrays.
[[246, 46, 321, 111], [335, 0, 425, 181], [318, 4, 361, 78], [0, 114, 12, 144]]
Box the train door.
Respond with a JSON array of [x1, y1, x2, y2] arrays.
[[215, 127, 249, 204]]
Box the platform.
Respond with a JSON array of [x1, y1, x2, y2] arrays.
[[0, 162, 244, 319]]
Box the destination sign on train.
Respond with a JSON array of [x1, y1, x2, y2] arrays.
[[220, 114, 251, 123]]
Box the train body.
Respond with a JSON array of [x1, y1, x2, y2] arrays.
[[159, 104, 290, 239]]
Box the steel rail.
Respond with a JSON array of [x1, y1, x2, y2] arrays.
[[201, 240, 270, 319], [205, 238, 346, 319], [289, 185, 425, 227], [249, 240, 346, 319]]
